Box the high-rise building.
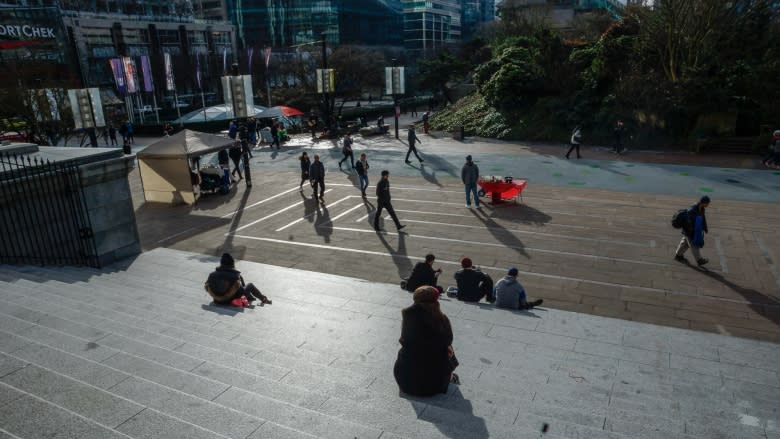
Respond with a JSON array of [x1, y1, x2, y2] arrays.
[[402, 0, 462, 55], [498, 0, 624, 29], [462, 0, 496, 39], [224, 0, 403, 49]]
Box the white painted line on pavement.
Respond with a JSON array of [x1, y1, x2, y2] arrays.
[[231, 189, 333, 233], [230, 235, 755, 306], [328, 226, 675, 268], [275, 195, 352, 232], [714, 237, 728, 274], [390, 218, 652, 247], [220, 186, 301, 218], [356, 214, 369, 223], [328, 203, 367, 223]]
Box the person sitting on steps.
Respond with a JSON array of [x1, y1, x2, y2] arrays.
[[453, 257, 494, 303], [494, 267, 543, 310], [205, 253, 272, 306], [403, 253, 443, 295]]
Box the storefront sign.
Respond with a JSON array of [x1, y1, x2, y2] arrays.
[[0, 24, 55, 39]]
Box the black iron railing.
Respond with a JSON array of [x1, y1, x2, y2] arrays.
[[0, 154, 99, 267]]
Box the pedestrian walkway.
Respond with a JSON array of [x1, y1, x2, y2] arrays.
[[0, 248, 778, 438]]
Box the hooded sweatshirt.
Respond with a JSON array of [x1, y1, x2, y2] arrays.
[[461, 162, 479, 186], [494, 275, 526, 309]]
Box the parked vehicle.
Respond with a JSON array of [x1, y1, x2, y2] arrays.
[[0, 130, 26, 143]]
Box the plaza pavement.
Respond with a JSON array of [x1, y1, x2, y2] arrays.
[[0, 123, 777, 438]]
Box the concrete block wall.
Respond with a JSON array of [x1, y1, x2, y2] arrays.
[[78, 156, 141, 267]]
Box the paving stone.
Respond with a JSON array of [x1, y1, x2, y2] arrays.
[[173, 342, 291, 381], [101, 352, 230, 401], [11, 325, 120, 362], [114, 408, 230, 439], [0, 382, 25, 408], [213, 386, 383, 439], [575, 339, 669, 367], [10, 343, 129, 390], [0, 365, 143, 428], [109, 377, 262, 438], [98, 334, 203, 372], [670, 354, 780, 387], [245, 421, 320, 439], [0, 393, 130, 439]]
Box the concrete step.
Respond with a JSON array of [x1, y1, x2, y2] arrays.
[[0, 247, 777, 438]]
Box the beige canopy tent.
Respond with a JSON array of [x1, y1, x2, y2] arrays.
[[136, 129, 233, 205]]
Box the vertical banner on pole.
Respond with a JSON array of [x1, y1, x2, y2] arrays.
[[109, 58, 127, 95], [222, 47, 228, 75], [195, 53, 202, 90], [164, 53, 175, 91], [122, 57, 138, 94], [140, 55, 154, 92], [247, 47, 254, 75]]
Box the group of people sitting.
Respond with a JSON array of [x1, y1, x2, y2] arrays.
[[403, 254, 543, 310], [393, 255, 543, 397]]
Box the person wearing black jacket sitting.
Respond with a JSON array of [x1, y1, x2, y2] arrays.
[[204, 253, 271, 305], [454, 257, 494, 303], [405, 254, 442, 295], [394, 286, 459, 396]]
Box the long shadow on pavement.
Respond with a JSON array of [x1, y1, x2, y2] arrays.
[[407, 162, 443, 188], [701, 269, 780, 328], [469, 208, 529, 259], [377, 229, 413, 280]]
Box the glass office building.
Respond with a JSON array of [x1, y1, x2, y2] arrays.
[[226, 0, 403, 49], [402, 0, 462, 55]]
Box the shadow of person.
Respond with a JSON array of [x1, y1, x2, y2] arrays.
[[270, 150, 278, 160], [469, 209, 529, 258], [485, 203, 552, 227], [314, 200, 333, 243], [377, 228, 413, 279], [408, 386, 490, 439], [301, 190, 317, 223], [361, 197, 375, 226], [701, 269, 780, 327], [416, 153, 459, 178], [419, 163, 443, 188], [200, 303, 245, 315]]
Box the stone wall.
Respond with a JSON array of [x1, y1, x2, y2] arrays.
[[78, 156, 141, 267]]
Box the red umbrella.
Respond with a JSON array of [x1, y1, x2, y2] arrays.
[[276, 106, 304, 117]]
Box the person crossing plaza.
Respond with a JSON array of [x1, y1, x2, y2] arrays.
[[374, 170, 406, 232], [405, 125, 423, 165]]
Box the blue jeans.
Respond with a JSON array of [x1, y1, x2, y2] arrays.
[[359, 175, 369, 193], [465, 183, 479, 206]]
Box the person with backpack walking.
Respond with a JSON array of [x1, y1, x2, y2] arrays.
[[674, 196, 710, 266], [126, 121, 135, 144], [338, 133, 355, 170], [299, 152, 311, 190], [309, 154, 326, 202], [405, 125, 423, 164], [566, 125, 582, 159], [355, 153, 370, 197]]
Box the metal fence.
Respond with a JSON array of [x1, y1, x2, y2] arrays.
[[0, 154, 99, 267]]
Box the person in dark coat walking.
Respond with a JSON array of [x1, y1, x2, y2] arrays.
[[404, 253, 443, 295], [374, 170, 406, 232], [405, 125, 423, 164], [338, 133, 355, 170], [204, 253, 271, 305], [355, 153, 369, 197], [566, 125, 582, 159], [309, 154, 325, 201], [107, 122, 117, 146], [299, 152, 311, 190], [228, 143, 243, 181], [454, 257, 494, 303], [394, 286, 459, 397], [674, 196, 710, 266], [612, 120, 624, 154], [270, 121, 281, 149]]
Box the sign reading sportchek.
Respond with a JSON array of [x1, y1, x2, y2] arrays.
[[0, 24, 56, 39]]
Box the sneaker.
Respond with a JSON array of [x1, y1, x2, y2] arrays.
[[475, 204, 480, 209], [450, 373, 460, 385], [674, 255, 686, 262], [697, 258, 709, 266], [405, 160, 411, 164], [397, 224, 406, 231], [466, 204, 471, 208], [262, 297, 272, 305], [419, 159, 424, 163]]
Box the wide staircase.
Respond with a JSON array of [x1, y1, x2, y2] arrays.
[[0, 248, 777, 439]]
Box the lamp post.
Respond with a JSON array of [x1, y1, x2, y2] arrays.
[[392, 58, 398, 139]]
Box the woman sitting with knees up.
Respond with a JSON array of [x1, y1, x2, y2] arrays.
[[205, 253, 272, 306], [394, 286, 460, 396]]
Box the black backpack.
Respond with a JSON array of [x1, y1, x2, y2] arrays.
[[671, 209, 688, 229]]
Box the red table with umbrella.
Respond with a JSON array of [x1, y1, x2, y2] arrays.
[[477, 178, 528, 204]]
